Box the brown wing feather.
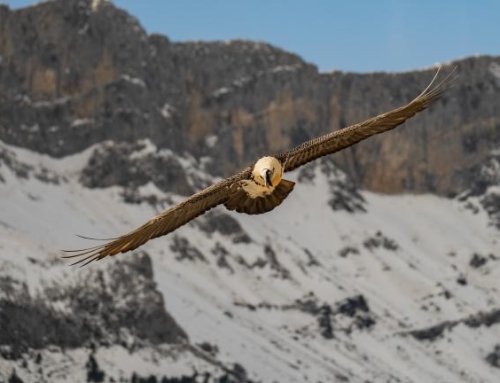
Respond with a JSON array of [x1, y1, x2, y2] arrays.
[[277, 67, 457, 172], [63, 168, 252, 266]]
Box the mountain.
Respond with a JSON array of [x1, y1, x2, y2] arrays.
[[1, 0, 500, 197], [0, 1, 499, 382]]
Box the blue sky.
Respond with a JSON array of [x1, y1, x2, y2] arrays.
[[4, 0, 500, 72]]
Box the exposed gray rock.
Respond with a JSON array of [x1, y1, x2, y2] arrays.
[[363, 231, 399, 251], [298, 158, 367, 213], [198, 210, 251, 243], [234, 292, 375, 339], [481, 192, 500, 230], [456, 274, 468, 286], [486, 345, 500, 369], [170, 236, 206, 262], [337, 295, 370, 317], [338, 246, 360, 258], [86, 353, 105, 383], [0, 145, 62, 184], [7, 369, 23, 383], [80, 141, 193, 196], [0, 0, 499, 198], [320, 157, 367, 213], [409, 321, 455, 342], [303, 248, 321, 266], [211, 242, 235, 273], [264, 244, 290, 279], [335, 295, 376, 332], [0, 252, 187, 359], [130, 366, 253, 383], [407, 307, 500, 342], [317, 304, 334, 339], [470, 253, 488, 268], [120, 186, 173, 206]]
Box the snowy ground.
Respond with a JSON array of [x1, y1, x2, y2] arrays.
[[0, 140, 499, 382]]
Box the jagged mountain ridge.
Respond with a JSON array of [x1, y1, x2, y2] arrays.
[[0, 0, 500, 196]]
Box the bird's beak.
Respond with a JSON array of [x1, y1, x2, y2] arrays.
[[262, 169, 272, 188]]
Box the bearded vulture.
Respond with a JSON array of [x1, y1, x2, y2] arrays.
[[64, 67, 455, 266]]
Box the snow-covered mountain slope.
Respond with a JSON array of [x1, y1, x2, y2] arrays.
[[0, 139, 499, 383]]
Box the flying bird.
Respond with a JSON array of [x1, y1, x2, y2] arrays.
[[64, 67, 455, 266]]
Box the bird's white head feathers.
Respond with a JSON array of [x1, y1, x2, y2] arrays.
[[253, 156, 283, 188]]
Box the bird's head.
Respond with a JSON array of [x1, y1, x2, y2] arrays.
[[253, 156, 283, 188]]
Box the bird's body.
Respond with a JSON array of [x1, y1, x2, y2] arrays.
[[64, 68, 456, 266]]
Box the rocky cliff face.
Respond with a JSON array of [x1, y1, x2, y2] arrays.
[[0, 252, 187, 359], [1, 0, 499, 197]]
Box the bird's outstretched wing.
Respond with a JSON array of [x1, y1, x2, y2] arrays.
[[63, 168, 251, 266], [277, 67, 457, 172]]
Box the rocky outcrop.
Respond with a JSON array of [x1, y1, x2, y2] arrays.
[[0, 0, 499, 197], [80, 141, 194, 196], [0, 252, 187, 359], [298, 157, 367, 213], [407, 307, 500, 342], [198, 210, 252, 243]]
